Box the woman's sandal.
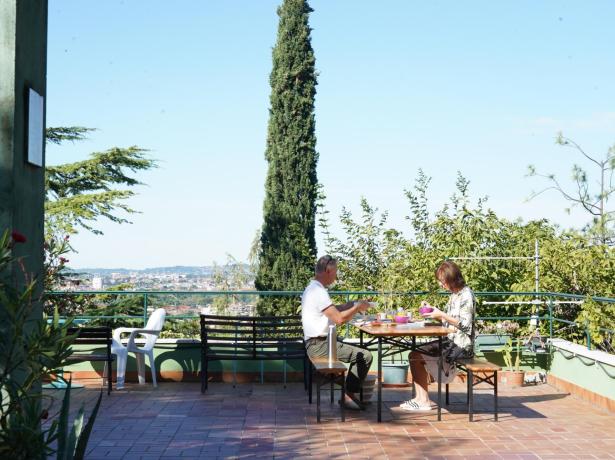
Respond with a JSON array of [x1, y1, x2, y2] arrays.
[[399, 400, 432, 411]]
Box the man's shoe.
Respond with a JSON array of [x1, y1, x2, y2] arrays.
[[339, 395, 361, 410], [344, 392, 366, 410]]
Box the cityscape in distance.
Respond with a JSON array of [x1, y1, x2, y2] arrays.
[[61, 265, 257, 316], [64, 265, 254, 292]]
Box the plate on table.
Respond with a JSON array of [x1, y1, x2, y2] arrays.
[[396, 321, 426, 329], [355, 314, 376, 321], [423, 320, 441, 327]]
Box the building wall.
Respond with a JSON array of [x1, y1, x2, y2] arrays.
[[0, 0, 47, 291], [548, 339, 615, 405]]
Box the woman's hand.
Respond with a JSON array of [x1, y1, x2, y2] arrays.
[[423, 306, 445, 321]]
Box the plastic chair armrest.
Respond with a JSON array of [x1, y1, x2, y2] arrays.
[[127, 329, 162, 348], [113, 327, 139, 342]]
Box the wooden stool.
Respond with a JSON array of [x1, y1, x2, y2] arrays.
[[446, 358, 501, 421], [308, 357, 347, 422]]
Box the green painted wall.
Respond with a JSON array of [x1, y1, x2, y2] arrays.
[[479, 350, 549, 372], [65, 341, 306, 376], [549, 345, 615, 401], [64, 340, 552, 378], [0, 0, 47, 292]]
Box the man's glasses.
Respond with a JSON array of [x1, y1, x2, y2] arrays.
[[322, 255, 336, 271]]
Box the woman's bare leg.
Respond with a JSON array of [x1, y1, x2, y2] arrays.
[[409, 351, 431, 405]]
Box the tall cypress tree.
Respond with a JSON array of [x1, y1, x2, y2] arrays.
[[256, 0, 318, 316]]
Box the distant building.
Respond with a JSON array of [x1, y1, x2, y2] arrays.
[[92, 276, 103, 290]]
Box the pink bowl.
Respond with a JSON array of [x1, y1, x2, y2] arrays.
[[394, 315, 409, 324], [419, 306, 434, 316]]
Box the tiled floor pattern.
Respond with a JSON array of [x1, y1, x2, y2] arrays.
[[43, 380, 615, 459]]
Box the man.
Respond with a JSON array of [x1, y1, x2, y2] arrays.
[[301, 255, 373, 409]]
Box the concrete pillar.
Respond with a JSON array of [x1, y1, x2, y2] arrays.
[[0, 0, 48, 292]]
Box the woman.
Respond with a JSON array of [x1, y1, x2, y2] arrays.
[[400, 260, 476, 411]]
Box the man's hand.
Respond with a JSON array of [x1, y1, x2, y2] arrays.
[[323, 299, 372, 325], [354, 300, 370, 313]]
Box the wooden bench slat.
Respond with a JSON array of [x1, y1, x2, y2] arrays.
[[67, 354, 116, 362], [202, 314, 301, 321], [200, 314, 308, 395], [67, 339, 112, 345], [457, 358, 501, 372], [63, 326, 114, 394], [204, 331, 303, 339], [203, 319, 302, 325], [310, 357, 347, 374]]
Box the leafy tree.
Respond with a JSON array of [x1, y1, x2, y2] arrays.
[[321, 197, 401, 293], [81, 283, 144, 329], [527, 132, 615, 245], [42, 233, 95, 315], [43, 127, 156, 291], [45, 127, 156, 237], [255, 0, 318, 315], [45, 126, 92, 145], [211, 255, 253, 315], [320, 171, 615, 345]]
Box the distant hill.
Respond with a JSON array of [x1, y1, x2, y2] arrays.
[[75, 266, 217, 276]]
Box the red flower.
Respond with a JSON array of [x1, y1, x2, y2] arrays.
[[60, 257, 69, 264], [11, 231, 26, 244]]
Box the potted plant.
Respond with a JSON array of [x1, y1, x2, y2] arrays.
[[0, 230, 101, 459], [497, 337, 525, 388], [475, 320, 519, 353]]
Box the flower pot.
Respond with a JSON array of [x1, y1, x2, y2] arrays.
[[361, 374, 377, 401], [498, 370, 525, 388], [382, 362, 410, 387]]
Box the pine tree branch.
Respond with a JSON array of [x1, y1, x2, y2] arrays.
[[45, 127, 95, 145]]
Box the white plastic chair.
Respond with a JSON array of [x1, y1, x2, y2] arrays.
[[112, 308, 166, 389]]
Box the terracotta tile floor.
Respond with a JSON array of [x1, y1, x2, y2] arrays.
[[43, 380, 615, 459]]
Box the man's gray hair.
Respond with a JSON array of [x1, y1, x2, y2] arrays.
[[315, 255, 337, 274]]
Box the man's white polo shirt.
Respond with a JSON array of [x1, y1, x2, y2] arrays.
[[301, 279, 333, 340]]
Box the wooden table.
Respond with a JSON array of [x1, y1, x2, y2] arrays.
[[357, 323, 450, 422]]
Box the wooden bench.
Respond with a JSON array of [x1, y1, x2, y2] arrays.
[[307, 356, 347, 423], [199, 314, 308, 393], [65, 327, 114, 395], [445, 358, 501, 421]]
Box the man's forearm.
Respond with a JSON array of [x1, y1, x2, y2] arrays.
[[339, 304, 359, 323], [337, 301, 355, 312]]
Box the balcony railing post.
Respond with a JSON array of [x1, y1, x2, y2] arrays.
[[143, 293, 148, 327], [345, 293, 350, 338], [548, 298, 553, 341], [585, 320, 591, 350]]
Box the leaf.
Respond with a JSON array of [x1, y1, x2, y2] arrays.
[[56, 376, 72, 459], [73, 389, 103, 460]]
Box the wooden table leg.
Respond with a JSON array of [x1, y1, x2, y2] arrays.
[[437, 336, 442, 421], [377, 337, 382, 422]]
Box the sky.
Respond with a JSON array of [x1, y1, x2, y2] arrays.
[[46, 1, 615, 269]]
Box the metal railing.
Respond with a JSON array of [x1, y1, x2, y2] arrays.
[[45, 290, 615, 353]]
